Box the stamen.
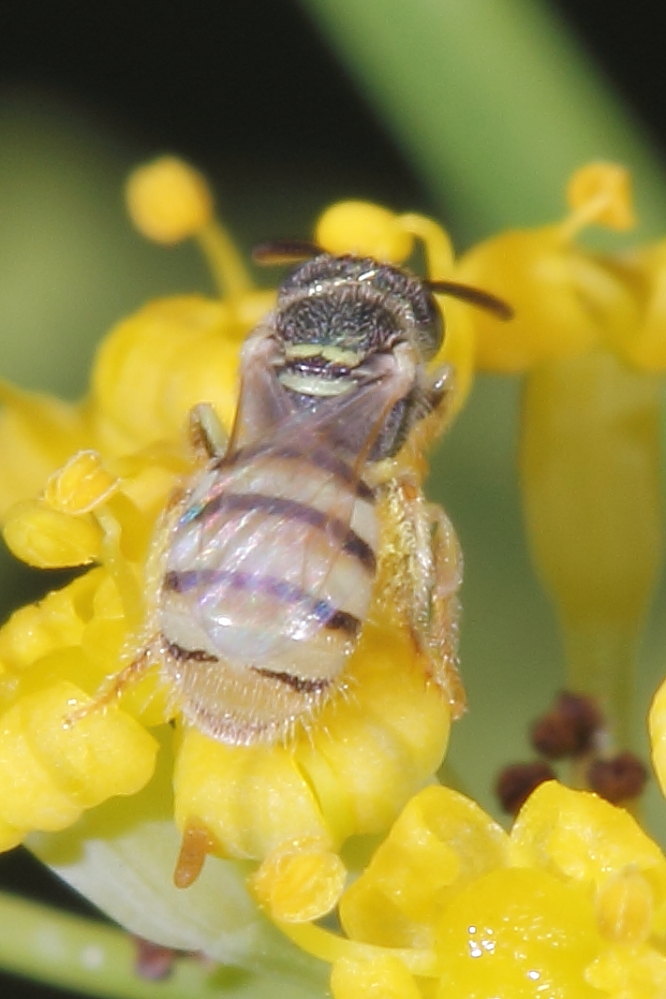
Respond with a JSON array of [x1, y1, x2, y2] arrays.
[[561, 162, 635, 240], [398, 212, 455, 277], [196, 218, 254, 301]]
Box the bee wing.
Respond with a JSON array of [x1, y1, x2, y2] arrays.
[[178, 361, 409, 654], [227, 322, 296, 452]]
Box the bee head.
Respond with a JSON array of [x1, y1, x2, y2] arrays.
[[272, 253, 444, 364]]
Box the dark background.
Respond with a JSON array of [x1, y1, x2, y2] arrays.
[[2, 1, 665, 234], [1, 2, 665, 996]]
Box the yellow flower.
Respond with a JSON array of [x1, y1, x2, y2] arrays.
[[283, 781, 666, 998], [0, 158, 471, 947], [457, 162, 637, 374], [4, 155, 665, 997], [458, 162, 664, 743]]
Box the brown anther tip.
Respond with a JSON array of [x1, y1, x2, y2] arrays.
[[587, 752, 648, 805], [495, 761, 556, 816], [530, 712, 578, 759], [133, 937, 178, 981], [530, 691, 604, 759], [173, 822, 214, 889]]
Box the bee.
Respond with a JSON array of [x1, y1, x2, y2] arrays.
[[133, 242, 511, 746]]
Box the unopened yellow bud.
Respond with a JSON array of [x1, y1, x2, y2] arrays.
[[126, 156, 214, 244], [596, 869, 653, 943], [250, 841, 347, 922], [3, 500, 102, 568], [43, 450, 118, 514], [566, 162, 635, 232], [315, 201, 414, 263]]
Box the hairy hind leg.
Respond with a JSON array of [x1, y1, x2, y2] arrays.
[[65, 639, 160, 726], [377, 475, 466, 717]]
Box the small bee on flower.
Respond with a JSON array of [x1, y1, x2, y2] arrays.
[[122, 239, 511, 746]]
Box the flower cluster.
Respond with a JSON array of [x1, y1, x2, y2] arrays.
[[313, 780, 666, 998], [2, 157, 666, 995], [461, 163, 664, 747], [0, 159, 475, 942]]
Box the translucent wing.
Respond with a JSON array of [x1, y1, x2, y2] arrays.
[[164, 362, 407, 673]]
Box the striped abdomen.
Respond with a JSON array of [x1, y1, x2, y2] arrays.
[[157, 441, 377, 744]]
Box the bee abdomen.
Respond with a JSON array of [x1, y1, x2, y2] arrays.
[[191, 492, 375, 573], [157, 451, 377, 742], [163, 567, 362, 637]]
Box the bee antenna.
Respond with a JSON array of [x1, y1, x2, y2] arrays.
[[424, 279, 514, 321], [252, 240, 324, 265]]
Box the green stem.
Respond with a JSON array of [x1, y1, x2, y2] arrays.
[[0, 891, 325, 999], [301, 0, 666, 239]]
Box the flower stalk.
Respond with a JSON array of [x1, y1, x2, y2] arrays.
[[520, 350, 662, 747], [0, 891, 326, 999]]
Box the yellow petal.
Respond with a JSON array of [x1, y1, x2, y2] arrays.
[[173, 731, 330, 860], [432, 296, 476, 416], [458, 235, 638, 375], [0, 570, 100, 676], [595, 868, 654, 944], [340, 786, 508, 949], [0, 680, 157, 838], [331, 955, 422, 999], [519, 350, 661, 737], [586, 943, 666, 997], [43, 450, 118, 514], [3, 500, 102, 567], [0, 817, 24, 852], [0, 381, 86, 518], [89, 295, 244, 455], [510, 782, 666, 916], [299, 625, 451, 842], [435, 868, 601, 999]]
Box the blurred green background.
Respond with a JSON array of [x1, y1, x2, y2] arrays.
[[2, 2, 666, 994]]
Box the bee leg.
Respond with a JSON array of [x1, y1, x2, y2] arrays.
[[188, 403, 229, 459], [425, 501, 466, 717], [64, 642, 158, 726], [378, 477, 466, 717]]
